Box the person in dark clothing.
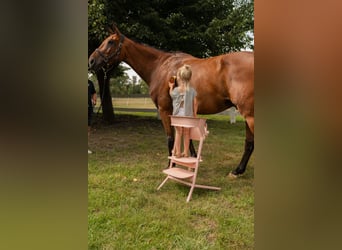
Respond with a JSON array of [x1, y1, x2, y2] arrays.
[[88, 79, 97, 154]]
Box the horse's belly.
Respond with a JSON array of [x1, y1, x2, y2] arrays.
[[198, 104, 231, 115], [198, 98, 234, 115]]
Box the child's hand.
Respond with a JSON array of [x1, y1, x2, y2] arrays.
[[169, 76, 176, 88]]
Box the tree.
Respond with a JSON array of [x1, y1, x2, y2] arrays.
[[88, 0, 108, 56], [88, 0, 254, 121]]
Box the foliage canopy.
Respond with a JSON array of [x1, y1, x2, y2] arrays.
[[88, 0, 254, 58], [88, 0, 254, 119]]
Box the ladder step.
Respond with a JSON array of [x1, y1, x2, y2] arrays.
[[163, 168, 195, 179], [168, 156, 202, 164]]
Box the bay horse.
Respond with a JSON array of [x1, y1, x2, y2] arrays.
[[88, 25, 254, 178]]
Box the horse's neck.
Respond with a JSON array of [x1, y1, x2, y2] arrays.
[[122, 38, 171, 85]]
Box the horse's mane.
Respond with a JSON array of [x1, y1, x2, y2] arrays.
[[127, 35, 194, 58], [110, 23, 197, 58], [127, 36, 167, 53]]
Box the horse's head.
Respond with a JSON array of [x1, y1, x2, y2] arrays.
[[88, 24, 125, 72]]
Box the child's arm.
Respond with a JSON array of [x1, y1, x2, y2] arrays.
[[169, 84, 174, 95], [169, 76, 176, 95], [193, 96, 198, 117]]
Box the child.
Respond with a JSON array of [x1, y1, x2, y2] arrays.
[[169, 64, 198, 157]]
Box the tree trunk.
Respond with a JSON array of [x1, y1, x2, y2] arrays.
[[96, 70, 115, 123]]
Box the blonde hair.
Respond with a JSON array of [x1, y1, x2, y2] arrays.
[[177, 64, 192, 90]]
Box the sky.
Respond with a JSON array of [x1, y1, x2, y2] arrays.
[[88, 62, 140, 81], [122, 62, 141, 81]]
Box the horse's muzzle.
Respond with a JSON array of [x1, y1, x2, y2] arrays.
[[88, 56, 96, 71]]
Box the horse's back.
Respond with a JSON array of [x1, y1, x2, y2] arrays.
[[175, 51, 254, 114], [153, 51, 254, 115]]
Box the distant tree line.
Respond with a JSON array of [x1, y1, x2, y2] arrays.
[[109, 75, 149, 97]]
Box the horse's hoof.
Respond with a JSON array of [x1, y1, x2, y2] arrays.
[[228, 172, 238, 179]]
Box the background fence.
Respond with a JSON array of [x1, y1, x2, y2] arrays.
[[95, 97, 240, 122]]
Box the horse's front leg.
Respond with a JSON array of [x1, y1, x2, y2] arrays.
[[158, 108, 174, 159]]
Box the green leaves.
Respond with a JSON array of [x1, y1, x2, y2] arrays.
[[88, 0, 254, 57]]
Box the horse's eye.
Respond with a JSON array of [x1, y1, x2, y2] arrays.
[[108, 40, 115, 45]]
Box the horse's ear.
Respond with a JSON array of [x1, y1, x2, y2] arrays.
[[108, 22, 120, 35]]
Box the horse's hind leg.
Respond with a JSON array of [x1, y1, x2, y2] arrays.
[[229, 118, 254, 178]]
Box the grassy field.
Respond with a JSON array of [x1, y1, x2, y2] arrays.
[[88, 111, 254, 249]]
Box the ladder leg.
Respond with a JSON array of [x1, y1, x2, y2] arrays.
[[157, 176, 169, 190], [186, 185, 195, 202]]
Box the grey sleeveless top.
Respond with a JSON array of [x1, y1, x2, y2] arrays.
[[170, 87, 197, 116]]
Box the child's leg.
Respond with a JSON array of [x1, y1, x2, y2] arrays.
[[174, 126, 183, 157], [183, 127, 190, 157]]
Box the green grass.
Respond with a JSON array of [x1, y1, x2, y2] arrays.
[[88, 112, 254, 249]]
